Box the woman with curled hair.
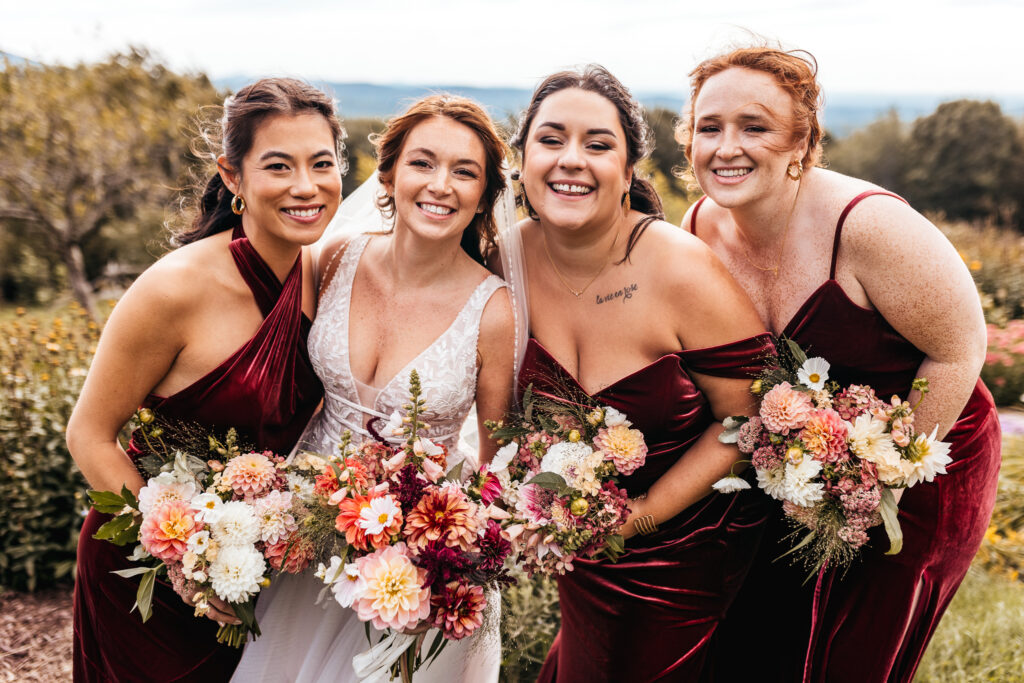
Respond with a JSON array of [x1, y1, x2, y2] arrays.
[[231, 93, 515, 683], [506, 64, 775, 682], [679, 46, 1000, 682], [69, 78, 343, 682]]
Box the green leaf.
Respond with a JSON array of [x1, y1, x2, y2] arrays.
[[111, 566, 157, 579], [87, 489, 126, 513], [424, 630, 447, 667], [445, 461, 464, 482], [774, 529, 817, 562], [93, 514, 134, 542], [604, 534, 625, 556], [120, 484, 138, 510], [879, 488, 903, 555], [525, 472, 569, 493], [232, 599, 259, 633], [784, 337, 809, 366], [136, 568, 156, 622]]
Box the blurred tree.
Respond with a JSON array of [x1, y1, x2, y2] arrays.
[[0, 49, 222, 318], [904, 100, 1024, 228], [341, 118, 387, 194], [825, 110, 910, 195], [644, 107, 691, 214]]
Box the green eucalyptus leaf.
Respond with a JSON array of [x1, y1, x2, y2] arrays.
[[445, 461, 464, 482], [525, 472, 569, 493]]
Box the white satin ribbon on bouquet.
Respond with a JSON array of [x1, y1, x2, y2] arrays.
[[352, 631, 418, 682]]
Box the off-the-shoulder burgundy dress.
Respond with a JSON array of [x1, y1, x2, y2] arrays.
[[73, 226, 323, 683], [693, 191, 1002, 682], [528, 334, 776, 683]]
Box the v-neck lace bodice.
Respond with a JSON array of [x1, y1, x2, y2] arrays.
[[302, 233, 506, 459]]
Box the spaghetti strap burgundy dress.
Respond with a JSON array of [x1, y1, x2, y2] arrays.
[[528, 334, 776, 683], [692, 191, 1002, 683], [73, 226, 323, 683]]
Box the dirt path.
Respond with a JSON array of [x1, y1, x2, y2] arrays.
[[0, 589, 73, 682]]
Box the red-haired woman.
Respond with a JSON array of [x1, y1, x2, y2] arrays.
[[68, 78, 343, 682], [231, 94, 516, 682], [679, 47, 1001, 682]]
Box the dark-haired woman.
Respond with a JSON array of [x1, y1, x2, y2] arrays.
[[679, 47, 1000, 682], [505, 65, 775, 683], [231, 94, 515, 682], [68, 78, 342, 682]]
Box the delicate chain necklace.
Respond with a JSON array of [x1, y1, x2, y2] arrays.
[[542, 229, 620, 299], [742, 180, 802, 277]]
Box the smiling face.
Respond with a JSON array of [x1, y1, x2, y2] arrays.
[[384, 115, 488, 243], [521, 88, 632, 232], [221, 112, 342, 249], [690, 67, 806, 209]]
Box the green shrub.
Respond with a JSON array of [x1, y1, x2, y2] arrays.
[[0, 303, 99, 590], [500, 570, 560, 683]]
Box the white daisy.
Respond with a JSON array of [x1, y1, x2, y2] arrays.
[[901, 426, 953, 487], [797, 357, 831, 391], [356, 495, 401, 536], [190, 493, 224, 524], [208, 545, 266, 603], [209, 500, 260, 547], [186, 530, 211, 554], [712, 475, 752, 494], [330, 564, 367, 608]]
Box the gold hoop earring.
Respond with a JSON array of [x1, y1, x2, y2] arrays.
[[787, 160, 804, 181], [231, 194, 246, 215]]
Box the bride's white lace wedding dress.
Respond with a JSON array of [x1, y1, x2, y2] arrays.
[[231, 233, 505, 683]]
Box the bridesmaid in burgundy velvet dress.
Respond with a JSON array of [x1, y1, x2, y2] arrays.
[[507, 65, 775, 682], [679, 48, 1000, 682], [67, 79, 343, 682]]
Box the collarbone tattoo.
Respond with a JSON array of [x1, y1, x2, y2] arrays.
[[595, 282, 638, 305]]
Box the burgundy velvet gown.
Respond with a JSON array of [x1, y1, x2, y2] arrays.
[[693, 191, 1002, 683], [73, 226, 323, 683], [528, 334, 777, 683]]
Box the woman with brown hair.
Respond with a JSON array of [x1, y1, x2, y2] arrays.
[[68, 78, 344, 682], [679, 46, 1001, 682], [231, 94, 516, 682]]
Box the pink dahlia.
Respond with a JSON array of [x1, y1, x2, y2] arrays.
[[221, 451, 278, 497], [265, 534, 314, 574], [593, 425, 648, 475], [431, 581, 487, 640], [800, 409, 849, 463], [404, 485, 481, 552], [760, 382, 814, 435], [140, 499, 200, 563], [354, 543, 430, 631]]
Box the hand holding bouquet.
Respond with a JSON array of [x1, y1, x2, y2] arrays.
[[714, 339, 952, 574], [486, 384, 648, 576]]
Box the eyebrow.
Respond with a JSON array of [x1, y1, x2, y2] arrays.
[[257, 149, 334, 162], [535, 122, 618, 137], [407, 147, 483, 168]]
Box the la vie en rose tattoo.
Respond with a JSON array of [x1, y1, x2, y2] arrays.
[[596, 283, 638, 305]]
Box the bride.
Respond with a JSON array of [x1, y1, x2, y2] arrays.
[[231, 94, 521, 682]]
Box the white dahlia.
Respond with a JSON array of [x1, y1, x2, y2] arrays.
[[846, 414, 903, 484], [209, 500, 260, 547], [782, 456, 825, 507], [138, 472, 197, 515], [208, 545, 266, 603], [253, 490, 297, 545], [756, 466, 788, 500], [541, 441, 601, 494]]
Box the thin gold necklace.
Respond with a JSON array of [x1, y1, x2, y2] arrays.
[[542, 229, 620, 299], [742, 180, 802, 277]]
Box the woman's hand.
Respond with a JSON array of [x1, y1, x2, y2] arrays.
[[181, 591, 242, 626]]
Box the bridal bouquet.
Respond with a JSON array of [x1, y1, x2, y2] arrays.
[[294, 370, 514, 681], [87, 414, 312, 647], [485, 384, 646, 576], [714, 339, 952, 573]]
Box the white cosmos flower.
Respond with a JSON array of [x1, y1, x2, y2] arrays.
[[285, 472, 315, 501], [316, 556, 345, 584], [208, 545, 266, 603], [782, 457, 825, 507], [756, 466, 788, 500], [356, 495, 401, 535], [138, 473, 197, 515], [331, 564, 367, 608], [209, 500, 260, 547], [901, 426, 953, 487], [491, 443, 518, 474], [186, 530, 211, 554], [797, 357, 831, 391], [712, 475, 752, 494], [602, 406, 631, 428]]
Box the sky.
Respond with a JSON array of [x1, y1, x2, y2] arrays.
[[3, 0, 1023, 97]]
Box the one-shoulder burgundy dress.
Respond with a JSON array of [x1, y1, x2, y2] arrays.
[[693, 191, 1002, 683], [73, 226, 323, 683], [529, 334, 776, 683]]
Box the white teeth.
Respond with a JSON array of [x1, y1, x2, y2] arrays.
[[714, 169, 751, 177], [551, 183, 592, 195], [420, 203, 454, 215], [284, 207, 320, 217]]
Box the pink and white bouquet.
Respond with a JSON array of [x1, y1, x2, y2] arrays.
[[88, 415, 313, 646], [485, 385, 647, 576], [714, 339, 952, 573], [292, 370, 513, 681]]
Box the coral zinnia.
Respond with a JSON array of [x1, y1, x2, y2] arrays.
[[335, 493, 403, 551], [265, 533, 314, 574], [403, 484, 480, 552], [354, 543, 430, 631], [140, 499, 200, 563], [431, 581, 487, 640]]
